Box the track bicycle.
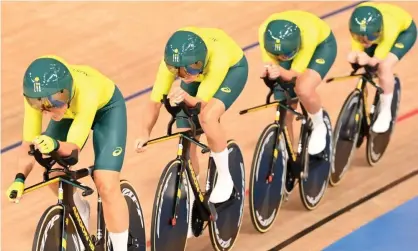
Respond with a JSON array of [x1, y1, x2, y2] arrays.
[[146, 95, 245, 251], [239, 76, 333, 233], [10, 145, 146, 251], [327, 64, 401, 186]]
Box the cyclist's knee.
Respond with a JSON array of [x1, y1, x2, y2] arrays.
[[93, 170, 121, 202], [199, 99, 224, 127]]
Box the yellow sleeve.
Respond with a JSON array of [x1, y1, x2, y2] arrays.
[[351, 37, 365, 52], [23, 99, 43, 142], [66, 92, 98, 149], [374, 27, 401, 60], [150, 59, 176, 103], [291, 31, 318, 73], [196, 49, 230, 102], [258, 20, 277, 64]]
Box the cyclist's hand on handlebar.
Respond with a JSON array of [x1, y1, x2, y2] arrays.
[[32, 135, 59, 154], [364, 64, 379, 76], [357, 51, 371, 66], [134, 135, 149, 153], [6, 174, 26, 203], [168, 86, 187, 106], [264, 64, 280, 80]]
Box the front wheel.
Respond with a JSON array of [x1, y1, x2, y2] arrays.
[[248, 123, 287, 233], [330, 89, 363, 186], [150, 159, 188, 251], [32, 205, 81, 251]]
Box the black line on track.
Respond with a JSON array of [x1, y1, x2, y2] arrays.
[[268, 169, 418, 251]]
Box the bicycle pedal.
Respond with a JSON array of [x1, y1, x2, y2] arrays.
[[309, 151, 329, 161], [207, 202, 218, 222], [191, 202, 204, 237]]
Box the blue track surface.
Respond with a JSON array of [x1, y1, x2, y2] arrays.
[[324, 196, 418, 251]]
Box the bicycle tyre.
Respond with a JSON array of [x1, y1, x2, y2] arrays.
[[366, 76, 401, 166], [32, 205, 81, 251], [248, 123, 287, 233], [299, 110, 332, 211], [208, 140, 245, 251], [330, 90, 363, 186], [150, 159, 188, 251], [105, 180, 147, 251]]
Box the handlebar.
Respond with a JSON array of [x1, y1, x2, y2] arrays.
[[262, 75, 297, 105], [28, 144, 79, 171], [8, 144, 93, 199], [161, 94, 202, 137], [326, 63, 383, 94]]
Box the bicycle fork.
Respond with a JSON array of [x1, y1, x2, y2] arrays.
[[59, 181, 96, 251]]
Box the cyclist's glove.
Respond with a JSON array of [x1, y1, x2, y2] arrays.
[[6, 173, 26, 203]]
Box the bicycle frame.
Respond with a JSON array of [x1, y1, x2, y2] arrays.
[[22, 146, 103, 251], [145, 95, 219, 223], [239, 77, 308, 182], [327, 67, 384, 134]]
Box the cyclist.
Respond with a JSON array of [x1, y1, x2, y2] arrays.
[[5, 55, 130, 251], [347, 2, 417, 133], [258, 10, 337, 154], [134, 26, 248, 236]]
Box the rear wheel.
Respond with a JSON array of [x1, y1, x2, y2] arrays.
[[299, 110, 332, 210], [366, 76, 401, 166], [208, 140, 246, 251]]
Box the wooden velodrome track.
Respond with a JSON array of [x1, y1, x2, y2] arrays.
[[2, 1, 418, 250]]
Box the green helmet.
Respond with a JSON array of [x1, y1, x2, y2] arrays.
[[23, 57, 73, 109], [264, 20, 301, 60], [349, 6, 383, 41], [164, 30, 207, 70]]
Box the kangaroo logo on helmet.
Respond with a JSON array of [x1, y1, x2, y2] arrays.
[[33, 76, 41, 93], [359, 18, 367, 32], [173, 48, 180, 63], [274, 39, 281, 51]]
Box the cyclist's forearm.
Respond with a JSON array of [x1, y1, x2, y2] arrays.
[[184, 95, 207, 109], [280, 68, 299, 82], [56, 142, 79, 157]]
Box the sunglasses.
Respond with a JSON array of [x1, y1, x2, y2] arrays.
[[166, 61, 203, 78], [351, 31, 381, 44], [25, 89, 70, 111]]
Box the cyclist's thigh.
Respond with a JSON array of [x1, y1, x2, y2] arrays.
[[92, 86, 127, 172], [176, 81, 201, 129], [389, 20, 417, 60], [307, 31, 338, 80], [43, 119, 73, 141], [212, 55, 249, 110]]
